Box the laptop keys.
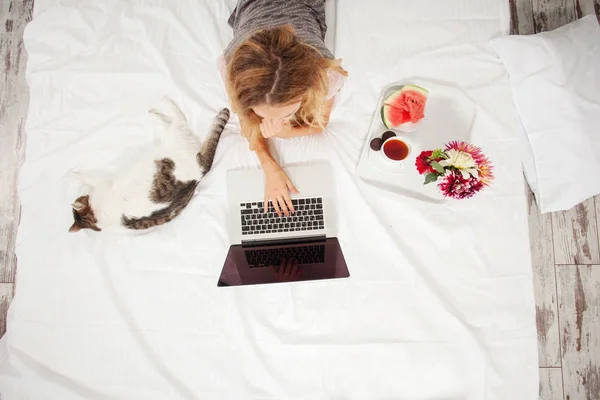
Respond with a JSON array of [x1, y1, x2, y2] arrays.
[[240, 197, 325, 235]]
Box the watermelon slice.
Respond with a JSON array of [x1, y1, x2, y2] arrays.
[[380, 84, 429, 129], [383, 86, 405, 107], [381, 104, 410, 129], [400, 84, 428, 123]]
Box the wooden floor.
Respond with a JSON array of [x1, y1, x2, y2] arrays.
[[0, 1, 599, 399]]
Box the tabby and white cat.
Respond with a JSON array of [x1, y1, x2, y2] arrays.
[[69, 97, 230, 233]]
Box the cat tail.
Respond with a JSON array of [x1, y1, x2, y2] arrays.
[[197, 108, 230, 174], [121, 180, 198, 230]]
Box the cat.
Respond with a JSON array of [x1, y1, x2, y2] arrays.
[[68, 97, 230, 233]]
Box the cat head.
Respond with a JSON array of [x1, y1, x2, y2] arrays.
[[69, 195, 101, 232]]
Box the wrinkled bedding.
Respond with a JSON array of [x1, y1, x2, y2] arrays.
[[0, 1, 537, 399]]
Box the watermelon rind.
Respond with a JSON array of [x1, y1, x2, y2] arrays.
[[381, 104, 412, 128], [381, 84, 429, 128], [383, 87, 404, 108], [381, 105, 392, 129], [400, 84, 429, 96]]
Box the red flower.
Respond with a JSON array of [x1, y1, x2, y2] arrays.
[[415, 150, 444, 175], [437, 170, 484, 199], [415, 150, 434, 174]]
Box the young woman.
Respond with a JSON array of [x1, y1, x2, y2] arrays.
[[219, 0, 347, 217]]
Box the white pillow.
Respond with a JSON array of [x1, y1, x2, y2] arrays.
[[490, 15, 600, 213]]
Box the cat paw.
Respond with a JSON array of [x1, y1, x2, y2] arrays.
[[148, 108, 172, 125], [159, 96, 187, 122]]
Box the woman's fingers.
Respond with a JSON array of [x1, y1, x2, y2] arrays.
[[283, 191, 295, 215], [272, 118, 284, 133], [277, 196, 289, 217], [260, 121, 273, 138], [260, 119, 285, 138], [259, 122, 266, 138], [273, 197, 284, 217], [286, 178, 300, 194]]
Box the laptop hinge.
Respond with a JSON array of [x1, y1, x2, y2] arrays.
[[241, 234, 326, 248]]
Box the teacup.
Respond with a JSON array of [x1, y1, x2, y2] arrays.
[[381, 137, 411, 163]]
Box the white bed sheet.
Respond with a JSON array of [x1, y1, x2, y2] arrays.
[[0, 1, 538, 399]]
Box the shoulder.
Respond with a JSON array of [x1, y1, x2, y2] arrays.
[[217, 55, 227, 81]]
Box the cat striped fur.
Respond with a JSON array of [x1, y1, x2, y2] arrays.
[[69, 98, 230, 233], [121, 107, 230, 230]]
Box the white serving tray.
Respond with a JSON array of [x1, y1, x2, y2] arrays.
[[356, 78, 476, 203]]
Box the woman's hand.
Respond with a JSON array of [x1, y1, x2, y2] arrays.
[[263, 164, 299, 216], [260, 118, 291, 139]]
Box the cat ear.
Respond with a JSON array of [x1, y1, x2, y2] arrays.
[[72, 201, 87, 212], [72, 195, 90, 212], [69, 222, 81, 233]]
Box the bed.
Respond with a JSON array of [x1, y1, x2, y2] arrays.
[[0, 0, 538, 398]]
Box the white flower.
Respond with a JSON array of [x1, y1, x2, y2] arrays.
[[460, 168, 479, 179], [439, 150, 478, 178]]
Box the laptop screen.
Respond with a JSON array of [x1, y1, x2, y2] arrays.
[[217, 238, 349, 287]]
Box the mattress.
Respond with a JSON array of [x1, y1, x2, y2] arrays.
[[0, 0, 538, 399]]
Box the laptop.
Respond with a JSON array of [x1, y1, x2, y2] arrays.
[[217, 163, 350, 287]]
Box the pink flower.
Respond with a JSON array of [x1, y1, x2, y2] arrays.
[[437, 170, 484, 199], [445, 141, 494, 186]]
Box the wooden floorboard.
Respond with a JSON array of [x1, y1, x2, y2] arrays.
[[557, 265, 600, 400], [0, 0, 33, 284], [0, 0, 33, 340], [532, 0, 577, 32], [596, 196, 600, 255], [0, 284, 13, 338], [574, 0, 600, 19], [552, 199, 600, 266], [528, 184, 562, 367], [526, 4, 600, 398], [511, 0, 536, 34], [540, 367, 565, 400]]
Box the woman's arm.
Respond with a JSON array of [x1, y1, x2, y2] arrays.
[[254, 136, 280, 172], [254, 137, 299, 216]]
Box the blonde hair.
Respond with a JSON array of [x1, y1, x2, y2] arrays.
[[225, 25, 347, 150]]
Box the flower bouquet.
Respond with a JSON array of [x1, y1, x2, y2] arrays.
[[415, 141, 494, 199]]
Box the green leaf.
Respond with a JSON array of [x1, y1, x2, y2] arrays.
[[430, 161, 445, 174], [424, 173, 438, 185], [431, 149, 447, 160]]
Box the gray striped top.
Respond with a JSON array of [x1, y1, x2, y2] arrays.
[[223, 0, 333, 62]]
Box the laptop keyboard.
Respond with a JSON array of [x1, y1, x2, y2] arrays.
[[245, 245, 326, 268], [240, 197, 325, 236]]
